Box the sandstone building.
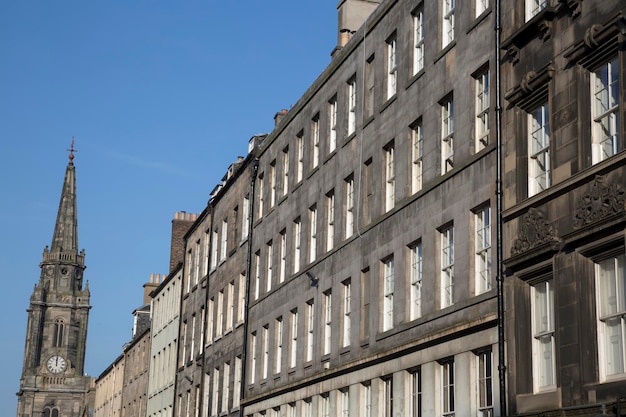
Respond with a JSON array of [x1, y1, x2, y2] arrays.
[[16, 146, 93, 417]]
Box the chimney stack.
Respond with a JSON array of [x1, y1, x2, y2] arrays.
[[169, 211, 198, 272], [332, 0, 381, 57], [274, 108, 288, 127]]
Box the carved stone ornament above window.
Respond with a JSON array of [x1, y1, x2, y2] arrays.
[[501, 2, 559, 65], [559, 0, 583, 19], [573, 175, 625, 229], [505, 62, 554, 110], [511, 208, 560, 256], [564, 13, 625, 68]]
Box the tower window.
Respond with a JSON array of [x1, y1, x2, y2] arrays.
[[53, 318, 65, 347]]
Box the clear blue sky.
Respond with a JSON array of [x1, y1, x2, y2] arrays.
[[0, 1, 337, 408]]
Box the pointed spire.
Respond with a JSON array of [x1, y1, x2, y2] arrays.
[[50, 139, 79, 253]]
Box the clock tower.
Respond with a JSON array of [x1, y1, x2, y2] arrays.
[[16, 143, 92, 417]]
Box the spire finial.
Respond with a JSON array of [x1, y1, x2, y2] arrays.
[[67, 137, 77, 163]]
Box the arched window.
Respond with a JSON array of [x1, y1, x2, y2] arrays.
[[53, 318, 64, 347], [43, 406, 59, 417]]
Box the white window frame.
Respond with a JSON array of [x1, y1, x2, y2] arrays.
[[254, 251, 261, 300], [262, 325, 269, 380], [241, 195, 250, 242], [279, 230, 287, 284], [362, 383, 372, 417], [211, 229, 218, 271], [442, 0, 455, 48], [348, 77, 357, 136], [270, 160, 276, 208], [326, 191, 335, 252], [294, 218, 301, 273], [312, 115, 320, 168], [409, 368, 422, 417], [345, 176, 355, 239], [592, 57, 620, 163], [528, 102, 550, 196], [475, 206, 492, 295], [341, 389, 350, 417], [342, 281, 351, 347], [297, 132, 304, 183], [411, 122, 423, 194], [306, 300, 314, 362], [410, 242, 423, 320], [386, 36, 397, 99], [282, 147, 289, 197], [531, 279, 556, 391], [220, 220, 228, 262], [441, 358, 455, 417], [323, 291, 332, 355], [329, 97, 337, 153], [596, 254, 626, 380], [211, 368, 220, 416], [383, 256, 395, 331], [309, 206, 317, 263], [441, 97, 454, 174], [250, 332, 257, 384], [290, 309, 298, 369], [233, 356, 242, 407], [476, 0, 489, 17], [525, 0, 547, 21], [222, 362, 230, 413], [385, 143, 395, 212], [266, 240, 273, 293], [383, 377, 393, 417], [413, 7, 425, 75], [238, 273, 245, 324], [227, 281, 234, 331], [275, 317, 283, 374], [216, 290, 223, 337], [441, 226, 454, 308], [207, 298, 214, 345], [476, 349, 494, 417], [475, 69, 490, 151]]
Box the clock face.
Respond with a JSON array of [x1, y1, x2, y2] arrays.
[[46, 355, 67, 373]]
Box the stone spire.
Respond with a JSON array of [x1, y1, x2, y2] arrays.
[[49, 139, 79, 254]]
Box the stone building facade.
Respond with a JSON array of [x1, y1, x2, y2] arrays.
[[173, 206, 210, 417], [244, 0, 501, 416], [16, 149, 93, 417], [199, 144, 264, 417], [147, 268, 183, 417], [501, 0, 626, 415]]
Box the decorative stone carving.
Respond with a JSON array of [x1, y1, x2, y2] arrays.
[[573, 175, 625, 229], [560, 0, 583, 18], [511, 208, 559, 255]]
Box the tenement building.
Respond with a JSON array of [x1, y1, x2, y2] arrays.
[[146, 267, 184, 417], [501, 0, 626, 416], [244, 1, 501, 416], [16, 145, 93, 417], [93, 275, 157, 417]]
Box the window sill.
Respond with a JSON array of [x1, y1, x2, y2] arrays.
[[467, 7, 492, 34], [362, 114, 375, 130], [406, 69, 425, 90], [434, 41, 456, 64], [380, 95, 397, 114]]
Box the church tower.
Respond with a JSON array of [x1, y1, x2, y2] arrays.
[[16, 143, 92, 417]]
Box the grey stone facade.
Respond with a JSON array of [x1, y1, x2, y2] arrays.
[[16, 151, 93, 417], [244, 0, 500, 416], [501, 1, 626, 415]]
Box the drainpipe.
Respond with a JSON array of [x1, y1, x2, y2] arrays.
[[240, 158, 259, 417], [495, 0, 507, 415]]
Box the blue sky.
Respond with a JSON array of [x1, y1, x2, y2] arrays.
[[0, 1, 337, 408]]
